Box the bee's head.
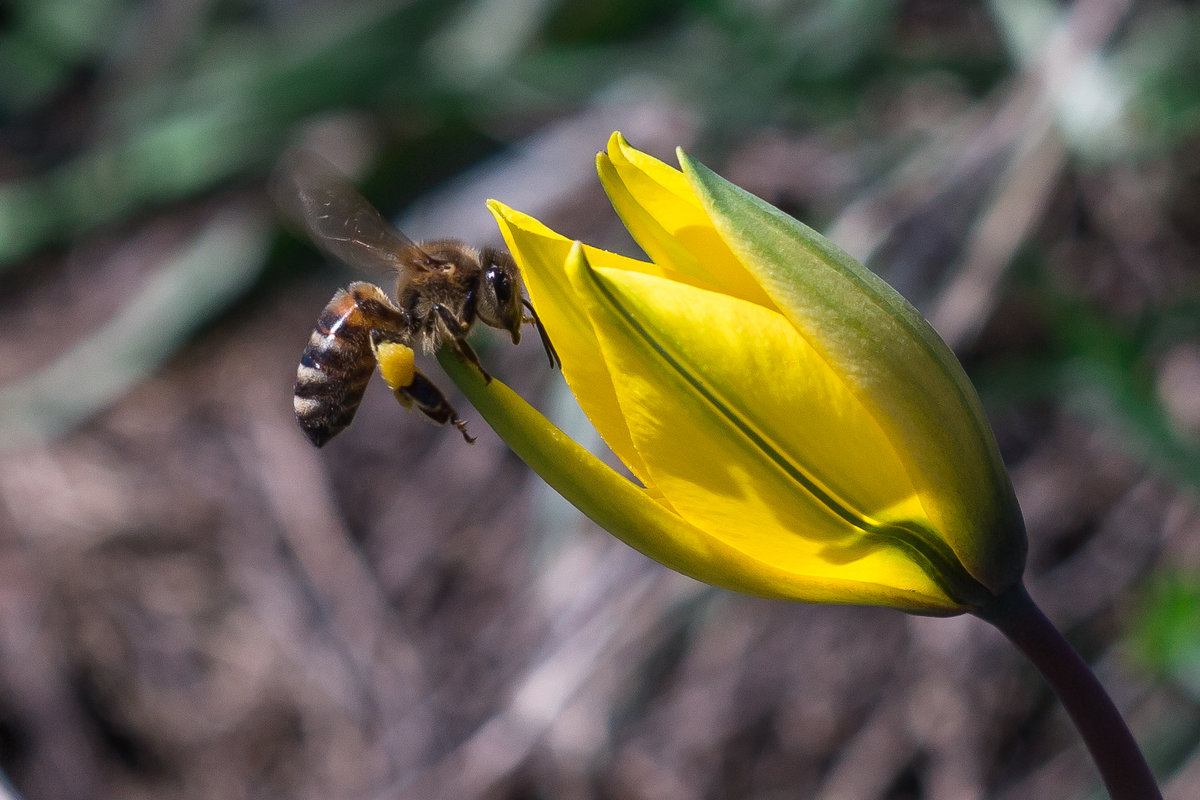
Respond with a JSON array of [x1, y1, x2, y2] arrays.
[[477, 248, 524, 344]]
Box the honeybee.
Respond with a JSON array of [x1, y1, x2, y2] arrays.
[[275, 151, 558, 447]]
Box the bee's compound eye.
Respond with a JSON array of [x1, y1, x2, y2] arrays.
[[486, 265, 514, 303], [478, 250, 524, 339]]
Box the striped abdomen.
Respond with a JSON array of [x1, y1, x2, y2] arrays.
[[293, 282, 403, 447]]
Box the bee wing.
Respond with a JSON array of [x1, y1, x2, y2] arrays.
[[273, 150, 432, 277]]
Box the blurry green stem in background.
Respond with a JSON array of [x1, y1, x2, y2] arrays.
[[0, 206, 270, 451]]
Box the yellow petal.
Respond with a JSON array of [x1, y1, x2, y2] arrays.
[[564, 245, 986, 608], [487, 201, 656, 487], [600, 132, 774, 307]]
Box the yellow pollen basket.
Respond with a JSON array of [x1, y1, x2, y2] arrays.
[[375, 341, 417, 391]]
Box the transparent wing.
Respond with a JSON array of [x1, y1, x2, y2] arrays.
[[272, 150, 430, 277]]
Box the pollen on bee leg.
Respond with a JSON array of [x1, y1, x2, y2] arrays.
[[375, 340, 417, 390]]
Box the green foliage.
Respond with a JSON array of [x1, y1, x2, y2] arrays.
[[1132, 572, 1200, 698]]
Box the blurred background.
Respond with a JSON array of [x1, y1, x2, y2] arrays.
[[1, 0, 1199, 798]]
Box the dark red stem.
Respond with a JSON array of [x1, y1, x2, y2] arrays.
[[974, 583, 1161, 800]]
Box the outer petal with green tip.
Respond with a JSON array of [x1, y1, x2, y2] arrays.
[[676, 151, 1026, 595]]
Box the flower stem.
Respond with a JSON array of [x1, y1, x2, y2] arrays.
[[975, 584, 1160, 800]]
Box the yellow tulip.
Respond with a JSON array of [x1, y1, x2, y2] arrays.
[[443, 132, 1026, 615]]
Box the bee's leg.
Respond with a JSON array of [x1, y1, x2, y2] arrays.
[[521, 298, 560, 368], [370, 330, 474, 444], [395, 370, 475, 444], [432, 304, 491, 383]]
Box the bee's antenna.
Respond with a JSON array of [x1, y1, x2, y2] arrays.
[[522, 298, 560, 369]]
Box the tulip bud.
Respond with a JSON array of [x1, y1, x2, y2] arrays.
[[458, 132, 1025, 615]]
